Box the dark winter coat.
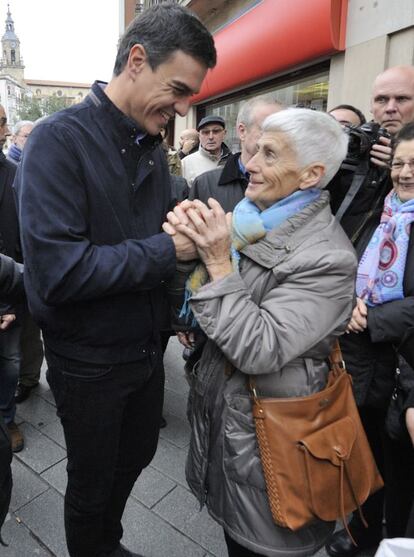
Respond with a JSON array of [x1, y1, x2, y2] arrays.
[[14, 81, 177, 364], [339, 220, 414, 408], [0, 153, 19, 318], [189, 152, 247, 210]]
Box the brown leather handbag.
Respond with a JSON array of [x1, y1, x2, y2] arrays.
[[250, 341, 383, 543]]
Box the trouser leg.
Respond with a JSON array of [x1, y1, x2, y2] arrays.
[[0, 325, 21, 424], [349, 406, 386, 539], [383, 433, 414, 537], [102, 353, 164, 552], [19, 311, 43, 387], [46, 349, 163, 557]]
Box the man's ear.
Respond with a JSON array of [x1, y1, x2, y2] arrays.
[[127, 44, 147, 80], [299, 162, 326, 190], [238, 122, 247, 142]]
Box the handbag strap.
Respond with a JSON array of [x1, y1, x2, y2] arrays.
[[249, 339, 347, 397]]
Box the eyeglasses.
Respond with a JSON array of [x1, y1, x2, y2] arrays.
[[390, 160, 414, 171], [199, 127, 224, 136]]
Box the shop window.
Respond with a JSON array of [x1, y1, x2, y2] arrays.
[[202, 68, 329, 153]]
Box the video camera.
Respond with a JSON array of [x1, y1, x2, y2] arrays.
[[342, 122, 391, 169]]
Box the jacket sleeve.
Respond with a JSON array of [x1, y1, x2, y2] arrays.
[[15, 123, 176, 306], [190, 248, 357, 375], [0, 254, 24, 303], [367, 296, 414, 344]]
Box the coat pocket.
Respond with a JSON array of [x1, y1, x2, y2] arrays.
[[223, 394, 266, 490]]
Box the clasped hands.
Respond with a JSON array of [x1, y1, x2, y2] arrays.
[[163, 198, 233, 281]]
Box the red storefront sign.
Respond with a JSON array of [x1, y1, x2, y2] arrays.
[[192, 0, 347, 103]]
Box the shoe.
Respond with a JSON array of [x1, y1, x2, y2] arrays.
[[6, 421, 24, 453], [325, 528, 381, 557], [15, 383, 37, 404], [106, 544, 144, 556], [160, 416, 167, 428]]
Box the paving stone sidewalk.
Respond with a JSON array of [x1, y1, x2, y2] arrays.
[[3, 338, 376, 557]]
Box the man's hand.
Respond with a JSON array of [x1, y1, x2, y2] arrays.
[[182, 138, 197, 155], [370, 135, 392, 168], [163, 201, 199, 261], [346, 297, 368, 333], [0, 313, 16, 331], [406, 408, 414, 447]]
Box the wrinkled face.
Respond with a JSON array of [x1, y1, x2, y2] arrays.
[[199, 124, 226, 156], [391, 139, 414, 203], [0, 106, 10, 149], [330, 108, 362, 128], [240, 104, 283, 162], [14, 123, 33, 150], [245, 131, 303, 210], [371, 69, 414, 135], [129, 50, 207, 136]]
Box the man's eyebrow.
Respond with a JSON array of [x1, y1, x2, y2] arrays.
[[171, 80, 194, 95]]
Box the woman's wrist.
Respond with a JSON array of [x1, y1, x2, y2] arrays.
[[205, 258, 233, 281]]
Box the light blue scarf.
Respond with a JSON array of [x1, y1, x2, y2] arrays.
[[356, 191, 414, 306], [180, 188, 321, 325]]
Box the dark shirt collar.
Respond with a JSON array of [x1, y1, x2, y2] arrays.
[[219, 152, 249, 186], [88, 81, 161, 149]]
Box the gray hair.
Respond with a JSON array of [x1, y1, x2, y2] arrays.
[[12, 120, 34, 135], [262, 108, 348, 189], [236, 95, 283, 128]]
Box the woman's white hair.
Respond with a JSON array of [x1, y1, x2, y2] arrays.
[[262, 108, 348, 189]]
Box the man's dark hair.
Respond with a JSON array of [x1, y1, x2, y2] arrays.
[[329, 104, 366, 126], [395, 122, 414, 146], [113, 3, 216, 75]]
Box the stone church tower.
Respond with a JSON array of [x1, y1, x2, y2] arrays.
[[0, 5, 24, 84]]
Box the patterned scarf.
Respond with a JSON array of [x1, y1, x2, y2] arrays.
[[180, 188, 321, 325], [356, 191, 414, 306]]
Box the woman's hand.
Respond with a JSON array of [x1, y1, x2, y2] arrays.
[[406, 408, 414, 447], [175, 198, 233, 281], [346, 297, 368, 333]]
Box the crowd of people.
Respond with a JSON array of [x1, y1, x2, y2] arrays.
[[1, 3, 414, 557]]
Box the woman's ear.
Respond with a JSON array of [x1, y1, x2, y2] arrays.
[[299, 163, 326, 190]]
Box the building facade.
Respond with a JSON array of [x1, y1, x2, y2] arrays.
[[121, 0, 414, 150], [0, 6, 91, 125]]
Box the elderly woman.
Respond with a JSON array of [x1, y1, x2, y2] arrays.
[[165, 108, 357, 557], [332, 122, 414, 550], [327, 123, 414, 556]]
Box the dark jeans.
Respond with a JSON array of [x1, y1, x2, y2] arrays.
[[19, 310, 44, 387], [224, 532, 264, 557], [46, 347, 164, 557], [0, 324, 21, 424]]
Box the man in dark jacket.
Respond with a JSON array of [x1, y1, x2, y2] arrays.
[[326, 65, 414, 557], [0, 253, 23, 548], [15, 5, 215, 557], [176, 97, 282, 359], [0, 105, 24, 454]]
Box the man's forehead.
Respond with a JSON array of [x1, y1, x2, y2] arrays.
[[372, 70, 414, 98]]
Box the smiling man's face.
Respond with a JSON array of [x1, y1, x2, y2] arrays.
[[128, 49, 207, 136]]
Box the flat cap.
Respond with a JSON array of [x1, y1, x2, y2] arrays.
[[197, 115, 226, 131]]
